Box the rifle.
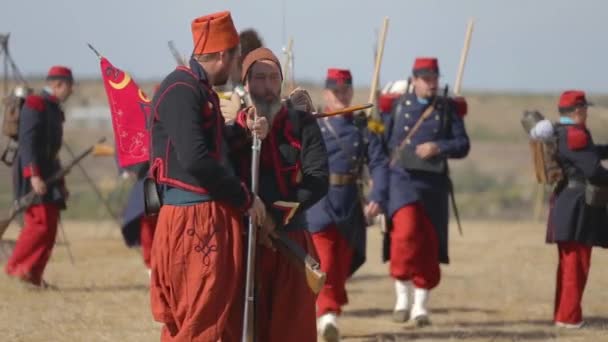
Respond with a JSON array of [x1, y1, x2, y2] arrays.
[[367, 17, 389, 120], [0, 137, 106, 239], [312, 103, 373, 119], [168, 41, 186, 66], [242, 126, 261, 342], [454, 18, 474, 96]]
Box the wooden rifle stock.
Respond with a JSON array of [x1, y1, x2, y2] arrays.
[[271, 231, 326, 294]]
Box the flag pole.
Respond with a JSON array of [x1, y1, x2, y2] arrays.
[[87, 43, 102, 60]]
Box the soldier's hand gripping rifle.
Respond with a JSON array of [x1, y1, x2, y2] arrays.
[[0, 137, 106, 239]]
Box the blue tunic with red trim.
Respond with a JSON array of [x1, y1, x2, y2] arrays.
[[12, 90, 66, 207], [547, 123, 608, 247], [306, 113, 388, 273], [382, 93, 470, 263]]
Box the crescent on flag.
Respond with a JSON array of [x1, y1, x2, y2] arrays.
[[109, 73, 132, 90], [138, 89, 151, 103]]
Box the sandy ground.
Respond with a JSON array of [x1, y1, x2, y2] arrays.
[[0, 220, 607, 342]]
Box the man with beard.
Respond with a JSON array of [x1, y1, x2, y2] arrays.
[[148, 11, 266, 341], [380, 57, 469, 326], [234, 47, 328, 342], [306, 68, 388, 341], [5, 66, 73, 288]]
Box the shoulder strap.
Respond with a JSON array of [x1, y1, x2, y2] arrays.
[[396, 98, 437, 150]]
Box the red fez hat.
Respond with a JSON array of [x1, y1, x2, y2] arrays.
[[46, 65, 73, 82], [191, 11, 239, 55], [241, 47, 283, 83], [325, 68, 352, 89], [558, 90, 593, 113], [412, 57, 439, 77]]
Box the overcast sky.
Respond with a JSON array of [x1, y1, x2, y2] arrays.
[[0, 0, 605, 92]]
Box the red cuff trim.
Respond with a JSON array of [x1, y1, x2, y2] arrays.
[[23, 165, 40, 178], [236, 109, 249, 128]]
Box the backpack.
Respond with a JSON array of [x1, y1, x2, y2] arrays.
[[521, 110, 563, 185]]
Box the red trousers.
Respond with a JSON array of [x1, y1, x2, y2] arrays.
[[311, 224, 353, 317], [150, 202, 244, 342], [554, 241, 592, 324], [5, 203, 60, 286], [389, 203, 441, 289], [256, 229, 318, 342], [140, 215, 157, 268]]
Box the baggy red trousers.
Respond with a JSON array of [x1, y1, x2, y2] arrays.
[[554, 241, 592, 324], [150, 202, 244, 342], [140, 215, 158, 268], [389, 203, 441, 290], [255, 229, 318, 342], [311, 224, 353, 317], [5, 203, 60, 286]]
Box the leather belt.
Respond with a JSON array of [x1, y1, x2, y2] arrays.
[[329, 173, 357, 186]]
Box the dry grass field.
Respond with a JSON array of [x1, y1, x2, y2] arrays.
[[0, 220, 607, 341]]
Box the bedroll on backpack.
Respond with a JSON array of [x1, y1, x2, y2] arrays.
[[2, 95, 22, 140]]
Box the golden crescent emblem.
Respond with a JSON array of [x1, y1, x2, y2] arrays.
[[138, 89, 151, 103], [109, 73, 132, 90]]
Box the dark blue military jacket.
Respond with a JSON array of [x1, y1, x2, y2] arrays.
[[306, 114, 389, 274], [547, 123, 608, 247], [382, 92, 470, 263], [12, 90, 66, 207]]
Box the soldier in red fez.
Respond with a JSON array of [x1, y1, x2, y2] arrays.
[[148, 11, 266, 341], [234, 47, 329, 342], [547, 90, 608, 328], [305, 68, 388, 341], [5, 65, 74, 288], [379, 57, 470, 326]]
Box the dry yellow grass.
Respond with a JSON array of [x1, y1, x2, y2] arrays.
[[0, 220, 607, 341]]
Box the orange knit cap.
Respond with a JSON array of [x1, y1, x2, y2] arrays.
[[191, 11, 239, 55]]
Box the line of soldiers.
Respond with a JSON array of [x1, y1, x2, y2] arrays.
[[3, 8, 605, 342]]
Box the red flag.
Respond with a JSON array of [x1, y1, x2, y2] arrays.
[[99, 57, 151, 168]]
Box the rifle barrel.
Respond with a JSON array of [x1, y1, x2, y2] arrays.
[[242, 132, 262, 342], [313, 103, 374, 119]]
